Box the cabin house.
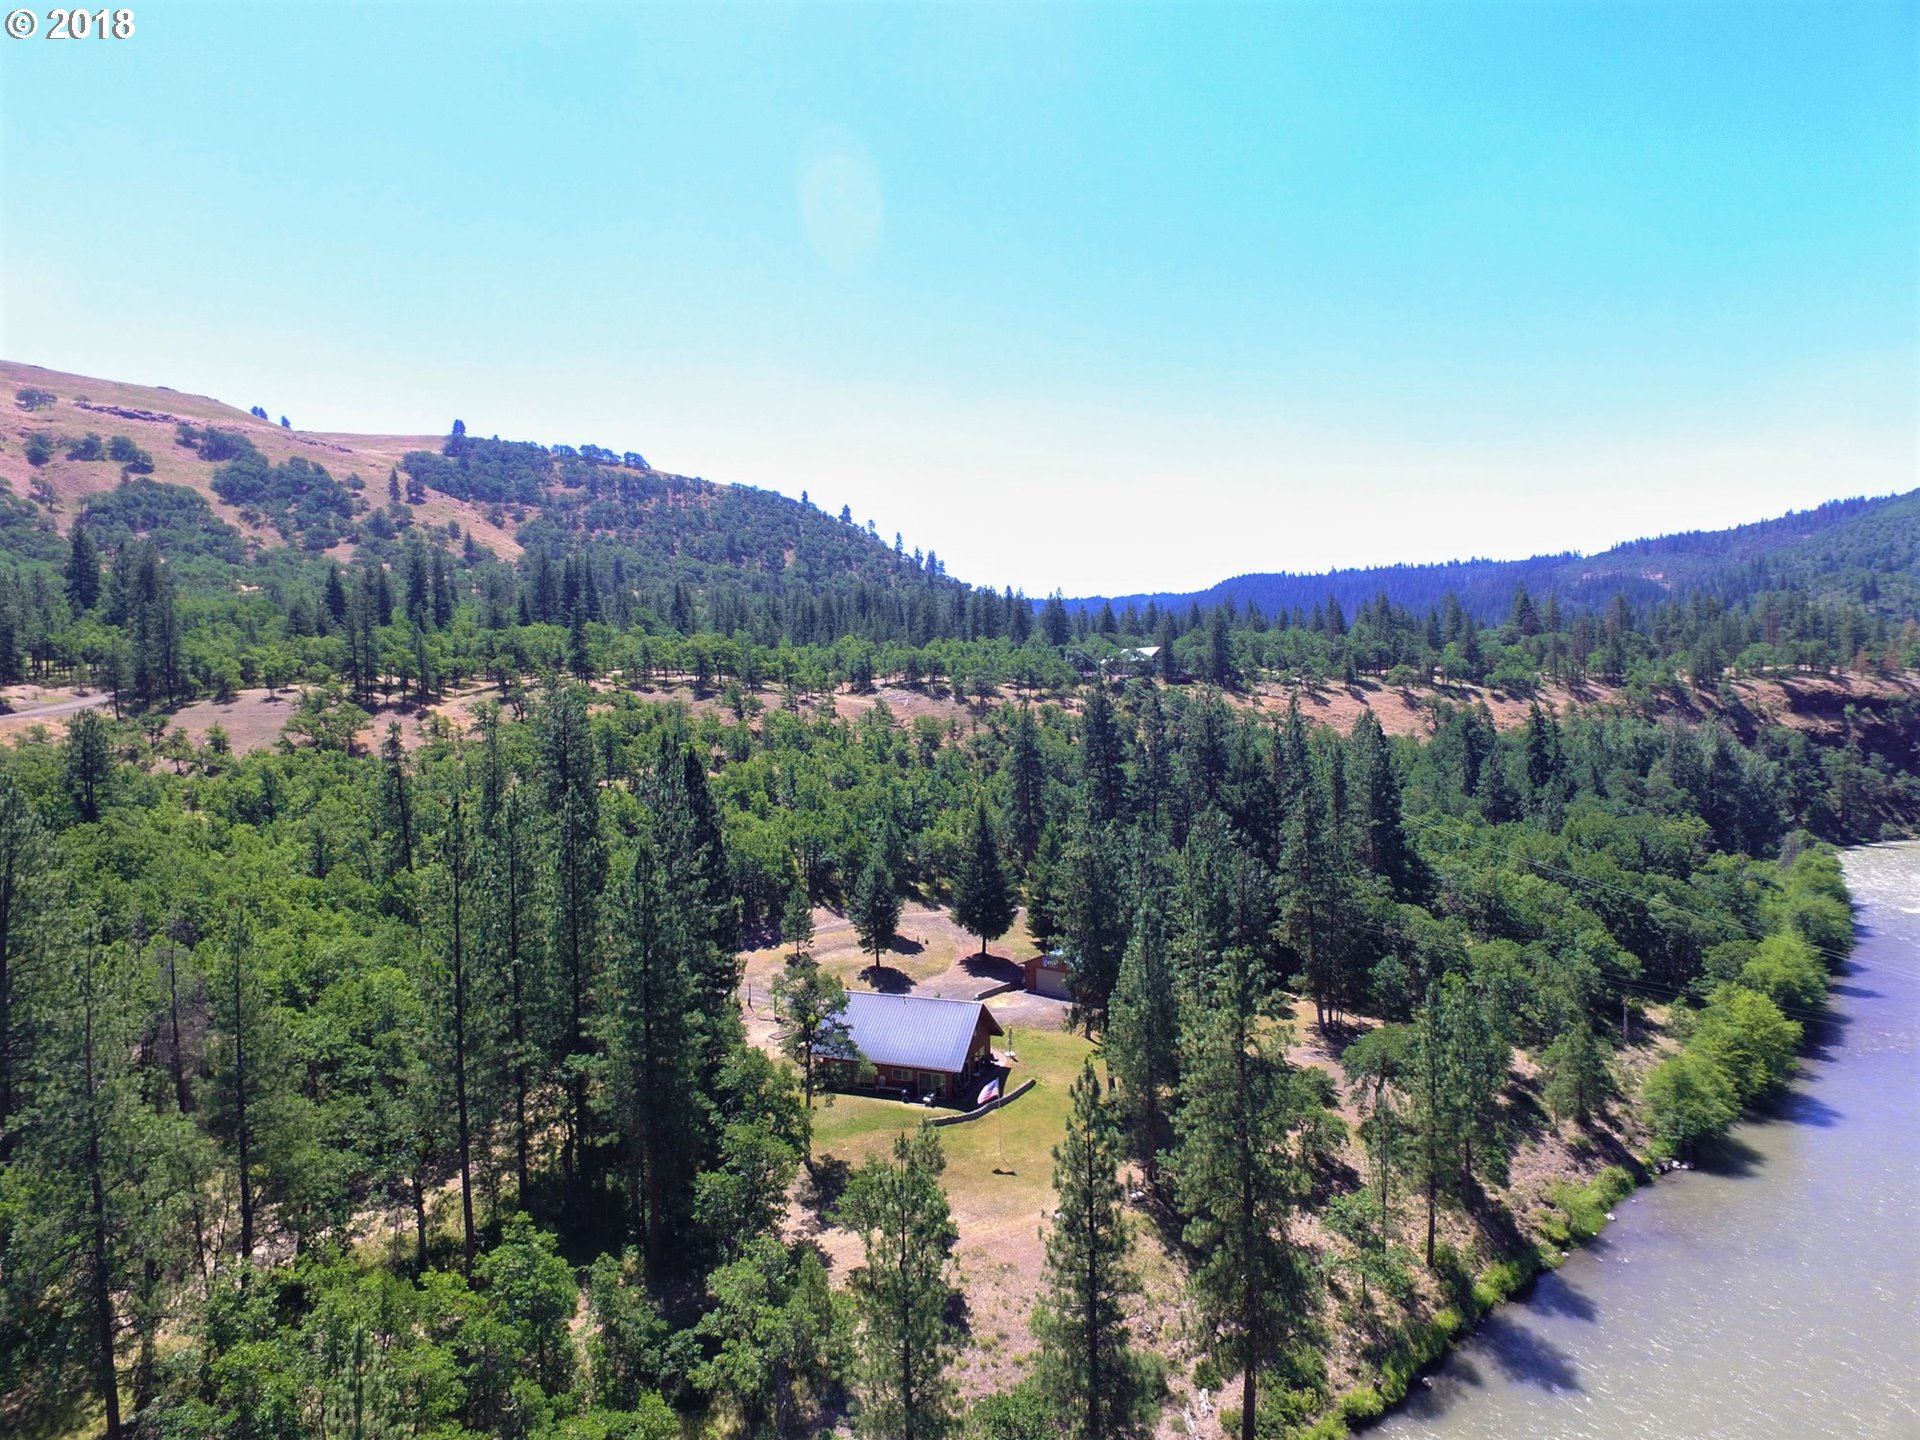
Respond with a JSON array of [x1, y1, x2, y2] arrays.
[[1023, 951, 1074, 999], [816, 992, 1004, 1103]]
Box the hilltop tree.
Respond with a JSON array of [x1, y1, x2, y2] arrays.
[[838, 1129, 961, 1440], [952, 799, 1016, 959], [1033, 1061, 1154, 1440]]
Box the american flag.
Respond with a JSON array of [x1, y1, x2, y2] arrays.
[[977, 1077, 1001, 1105]]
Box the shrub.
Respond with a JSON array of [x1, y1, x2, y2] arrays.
[[1642, 1050, 1738, 1156], [1740, 933, 1827, 1012], [1545, 1165, 1636, 1243], [1693, 984, 1800, 1101], [968, 1380, 1052, 1440], [23, 433, 51, 466], [1339, 1384, 1385, 1422], [1471, 1254, 1540, 1313]]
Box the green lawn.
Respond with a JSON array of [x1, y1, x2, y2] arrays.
[[807, 1012, 1099, 1224]]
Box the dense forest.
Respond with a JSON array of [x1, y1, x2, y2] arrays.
[[0, 388, 1914, 1440], [1075, 489, 1920, 631]]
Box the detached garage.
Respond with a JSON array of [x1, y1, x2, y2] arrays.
[[1023, 951, 1073, 999]]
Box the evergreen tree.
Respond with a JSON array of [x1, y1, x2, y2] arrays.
[[430, 784, 482, 1273], [837, 1129, 961, 1440], [63, 524, 101, 614], [1171, 947, 1318, 1440], [1002, 706, 1046, 867], [377, 722, 415, 880], [7, 935, 193, 1440], [478, 770, 545, 1206], [780, 883, 816, 960], [1348, 711, 1416, 898], [1078, 688, 1126, 826], [0, 774, 49, 1160], [849, 850, 902, 971], [1409, 978, 1466, 1268], [595, 833, 699, 1279], [539, 685, 605, 1206], [1023, 826, 1065, 956], [1033, 1061, 1153, 1440], [63, 708, 112, 824], [1107, 899, 1178, 1186], [952, 800, 1016, 959], [1062, 820, 1127, 1027]]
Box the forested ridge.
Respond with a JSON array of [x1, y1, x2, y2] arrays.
[[0, 367, 1914, 1440]]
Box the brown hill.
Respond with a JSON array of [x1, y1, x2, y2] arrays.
[[0, 359, 522, 558]]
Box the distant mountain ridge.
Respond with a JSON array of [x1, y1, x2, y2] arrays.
[[1068, 489, 1920, 623]]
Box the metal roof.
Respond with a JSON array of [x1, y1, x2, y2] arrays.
[[825, 991, 1004, 1075]]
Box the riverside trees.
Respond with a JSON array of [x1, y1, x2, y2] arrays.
[[0, 644, 1868, 1438]]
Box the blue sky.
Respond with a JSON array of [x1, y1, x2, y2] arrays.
[[2, 1, 1913, 596]]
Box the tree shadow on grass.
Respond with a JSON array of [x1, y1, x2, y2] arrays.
[[859, 963, 914, 993], [887, 935, 925, 957]]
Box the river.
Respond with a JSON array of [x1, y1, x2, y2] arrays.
[[1374, 841, 1920, 1440]]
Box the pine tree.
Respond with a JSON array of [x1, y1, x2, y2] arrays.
[[952, 800, 1016, 959], [376, 722, 414, 880], [1002, 706, 1046, 867], [1024, 827, 1065, 955], [63, 524, 101, 614], [1078, 688, 1126, 826], [646, 728, 739, 1047], [838, 1129, 961, 1440], [480, 774, 544, 1207], [0, 773, 49, 1160], [1034, 1061, 1153, 1440], [849, 850, 901, 971], [64, 707, 112, 823], [11, 934, 186, 1440], [1171, 947, 1318, 1440], [539, 685, 605, 1207], [1340, 1024, 1412, 1303], [1062, 820, 1127, 1027], [1409, 978, 1466, 1268], [1348, 710, 1416, 899], [432, 783, 482, 1274], [1107, 901, 1178, 1186], [780, 882, 816, 961], [595, 832, 699, 1279]]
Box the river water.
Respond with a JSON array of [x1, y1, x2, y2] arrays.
[[1375, 841, 1920, 1440]]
